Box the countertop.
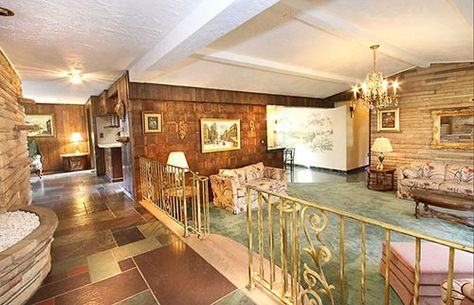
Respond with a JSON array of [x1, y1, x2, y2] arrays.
[[98, 143, 122, 149]]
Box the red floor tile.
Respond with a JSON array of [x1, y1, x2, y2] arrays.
[[54, 269, 147, 305], [134, 240, 236, 305]]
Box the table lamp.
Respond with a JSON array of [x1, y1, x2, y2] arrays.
[[70, 132, 84, 154], [371, 137, 393, 170], [167, 151, 189, 172]]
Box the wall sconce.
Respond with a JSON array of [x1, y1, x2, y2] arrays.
[[350, 102, 357, 118]]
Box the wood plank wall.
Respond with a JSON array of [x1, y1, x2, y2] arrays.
[[370, 63, 474, 169], [23, 103, 90, 172], [0, 50, 31, 213], [124, 82, 329, 199]]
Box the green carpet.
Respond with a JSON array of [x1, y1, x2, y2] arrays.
[[210, 182, 473, 305]]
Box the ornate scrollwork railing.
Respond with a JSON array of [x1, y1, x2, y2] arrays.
[[139, 156, 210, 238], [245, 185, 474, 305]]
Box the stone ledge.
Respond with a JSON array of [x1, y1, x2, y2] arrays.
[[0, 205, 58, 305]]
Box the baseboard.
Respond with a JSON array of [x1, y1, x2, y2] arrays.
[[293, 164, 368, 175], [122, 188, 134, 200]]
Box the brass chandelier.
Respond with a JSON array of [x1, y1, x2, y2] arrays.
[[351, 45, 399, 110]]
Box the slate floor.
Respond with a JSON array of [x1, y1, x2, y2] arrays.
[[28, 171, 255, 305]]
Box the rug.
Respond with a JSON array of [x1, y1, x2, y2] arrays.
[[210, 182, 473, 305]]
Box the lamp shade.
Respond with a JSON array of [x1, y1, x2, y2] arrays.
[[167, 151, 189, 172], [371, 137, 393, 153], [70, 132, 84, 143]]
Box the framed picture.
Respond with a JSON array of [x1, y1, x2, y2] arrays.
[[142, 112, 162, 133], [200, 118, 241, 153], [25, 114, 55, 137], [377, 108, 400, 132]]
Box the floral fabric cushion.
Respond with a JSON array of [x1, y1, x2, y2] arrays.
[[247, 178, 288, 195], [439, 181, 474, 196], [220, 168, 246, 185], [445, 165, 474, 183], [400, 178, 444, 190], [420, 162, 445, 179], [402, 167, 422, 179], [244, 162, 264, 181]]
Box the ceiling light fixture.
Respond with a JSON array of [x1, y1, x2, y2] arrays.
[[351, 45, 399, 110], [0, 7, 14, 16], [68, 68, 82, 85]]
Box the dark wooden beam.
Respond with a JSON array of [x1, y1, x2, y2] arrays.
[[128, 82, 334, 108], [17, 97, 36, 105], [322, 90, 353, 104]]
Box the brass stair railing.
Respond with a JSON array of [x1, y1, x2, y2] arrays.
[[245, 185, 473, 305], [139, 156, 210, 238]]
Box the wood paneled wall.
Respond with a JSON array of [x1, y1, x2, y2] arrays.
[[24, 103, 89, 172], [370, 63, 474, 169], [0, 50, 31, 212], [123, 82, 329, 199]]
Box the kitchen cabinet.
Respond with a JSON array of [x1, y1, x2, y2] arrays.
[[100, 144, 123, 182]]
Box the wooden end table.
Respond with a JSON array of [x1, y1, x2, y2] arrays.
[[411, 189, 474, 228], [367, 167, 395, 191], [60, 152, 89, 171]]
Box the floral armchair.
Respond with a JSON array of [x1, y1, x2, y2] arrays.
[[210, 162, 287, 214]]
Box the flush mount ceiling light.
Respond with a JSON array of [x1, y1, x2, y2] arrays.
[[351, 45, 400, 110], [68, 67, 82, 85], [0, 7, 14, 16]]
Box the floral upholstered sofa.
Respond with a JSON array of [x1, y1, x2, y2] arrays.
[[210, 162, 287, 214], [396, 162, 473, 199]]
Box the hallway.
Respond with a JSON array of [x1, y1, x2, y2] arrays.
[[28, 171, 254, 305]]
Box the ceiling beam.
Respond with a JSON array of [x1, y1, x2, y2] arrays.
[[282, 2, 430, 68], [129, 0, 279, 81], [446, 0, 473, 27], [194, 48, 357, 84]]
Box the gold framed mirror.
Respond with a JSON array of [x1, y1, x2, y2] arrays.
[[431, 108, 473, 149]]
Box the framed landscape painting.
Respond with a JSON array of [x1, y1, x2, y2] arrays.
[[200, 119, 241, 153], [377, 108, 400, 132], [142, 112, 162, 133], [25, 114, 55, 137]]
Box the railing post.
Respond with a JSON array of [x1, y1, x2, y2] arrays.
[[339, 215, 345, 305], [182, 168, 189, 237], [246, 187, 255, 290]]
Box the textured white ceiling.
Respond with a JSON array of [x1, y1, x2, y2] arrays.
[[0, 0, 472, 103], [0, 0, 203, 103]]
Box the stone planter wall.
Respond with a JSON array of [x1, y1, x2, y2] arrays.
[[0, 49, 31, 213], [0, 206, 58, 305]]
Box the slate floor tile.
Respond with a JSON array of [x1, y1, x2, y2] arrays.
[[134, 240, 235, 305], [115, 290, 159, 305], [118, 258, 136, 272], [112, 237, 161, 261], [27, 273, 90, 304], [87, 250, 121, 283], [212, 289, 256, 305], [54, 269, 147, 305], [112, 227, 146, 246]]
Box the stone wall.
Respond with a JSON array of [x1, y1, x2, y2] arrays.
[[0, 49, 31, 213], [370, 63, 474, 169]]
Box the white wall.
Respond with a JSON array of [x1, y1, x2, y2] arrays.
[[268, 102, 369, 171], [96, 116, 120, 145], [342, 101, 370, 170]]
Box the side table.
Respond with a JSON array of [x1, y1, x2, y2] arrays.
[[60, 152, 89, 171], [367, 167, 395, 191]]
